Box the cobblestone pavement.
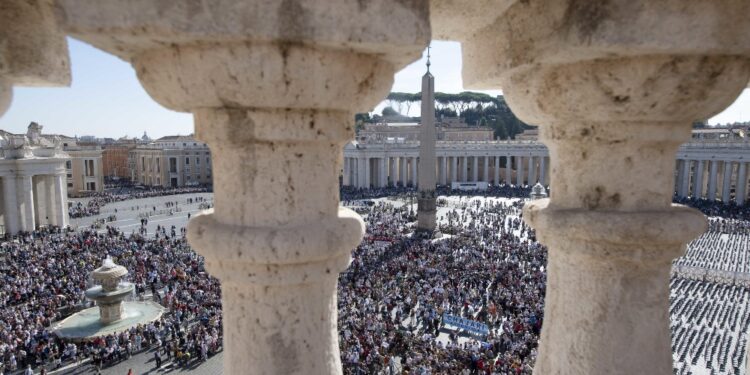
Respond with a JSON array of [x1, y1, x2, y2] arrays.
[[53, 350, 223, 375]]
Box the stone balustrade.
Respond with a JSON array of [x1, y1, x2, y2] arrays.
[[0, 0, 749, 374]]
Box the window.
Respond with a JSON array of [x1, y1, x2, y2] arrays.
[[169, 158, 177, 173], [84, 160, 95, 177], [66, 173, 72, 178], [196, 157, 200, 165], [142, 157, 145, 171], [86, 182, 96, 191], [65, 161, 72, 169], [156, 158, 160, 173], [67, 183, 73, 188], [185, 157, 190, 165], [206, 157, 210, 164]]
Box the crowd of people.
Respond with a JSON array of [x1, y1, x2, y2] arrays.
[[68, 186, 212, 218], [675, 196, 750, 221], [3, 183, 750, 374], [0, 221, 222, 373], [338, 198, 545, 374], [340, 185, 534, 205]]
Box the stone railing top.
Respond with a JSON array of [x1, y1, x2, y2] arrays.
[[59, 0, 430, 67]]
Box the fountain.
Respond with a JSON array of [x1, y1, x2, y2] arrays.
[[84, 256, 135, 324], [530, 182, 548, 200], [52, 257, 165, 340]]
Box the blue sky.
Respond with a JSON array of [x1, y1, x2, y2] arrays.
[[0, 39, 747, 138]]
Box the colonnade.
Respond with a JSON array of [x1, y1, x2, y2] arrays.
[[342, 154, 550, 188], [4, 0, 750, 374], [676, 159, 750, 204], [344, 148, 750, 205], [0, 173, 67, 234]]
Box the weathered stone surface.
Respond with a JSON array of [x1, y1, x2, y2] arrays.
[[454, 0, 750, 89], [59, 0, 429, 67], [0, 0, 70, 86], [429, 0, 516, 40], [0, 0, 70, 116]]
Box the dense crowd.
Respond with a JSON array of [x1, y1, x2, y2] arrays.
[[68, 186, 212, 219], [340, 185, 534, 205], [3, 184, 750, 374], [0, 221, 222, 374], [675, 196, 750, 222], [339, 198, 545, 374]]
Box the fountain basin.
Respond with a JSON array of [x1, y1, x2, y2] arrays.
[[52, 300, 165, 340], [84, 283, 135, 304]]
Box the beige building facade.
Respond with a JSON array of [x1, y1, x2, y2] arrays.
[[56, 137, 104, 195], [130, 135, 212, 187]]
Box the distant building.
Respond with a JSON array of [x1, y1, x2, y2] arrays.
[[0, 123, 69, 234], [102, 138, 140, 180], [56, 136, 104, 195], [357, 117, 494, 143], [130, 135, 212, 187]]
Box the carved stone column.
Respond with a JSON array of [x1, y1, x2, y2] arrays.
[[434, 0, 750, 373], [60, 1, 429, 373], [516, 57, 748, 373]]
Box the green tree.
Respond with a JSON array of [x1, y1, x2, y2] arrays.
[[382, 106, 399, 117]]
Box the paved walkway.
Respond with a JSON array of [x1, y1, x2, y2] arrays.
[[53, 350, 223, 375], [69, 193, 213, 236]]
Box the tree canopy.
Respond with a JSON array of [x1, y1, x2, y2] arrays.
[[358, 91, 534, 140]]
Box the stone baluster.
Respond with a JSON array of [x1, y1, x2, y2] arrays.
[[434, 0, 750, 373], [60, 1, 429, 373]]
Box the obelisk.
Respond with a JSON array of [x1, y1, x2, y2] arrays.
[[417, 47, 437, 233]]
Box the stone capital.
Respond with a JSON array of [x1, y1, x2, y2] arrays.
[[456, 0, 750, 90]]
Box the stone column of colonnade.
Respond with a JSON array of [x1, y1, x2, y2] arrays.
[[693, 160, 705, 199], [722, 161, 733, 204], [515, 156, 524, 186], [483, 156, 489, 182], [505, 156, 513, 185], [450, 156, 458, 183], [435, 0, 750, 373], [60, 1, 429, 374], [53, 174, 68, 228], [440, 156, 448, 185], [18, 175, 35, 232], [706, 160, 719, 201], [738, 163, 749, 206]]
